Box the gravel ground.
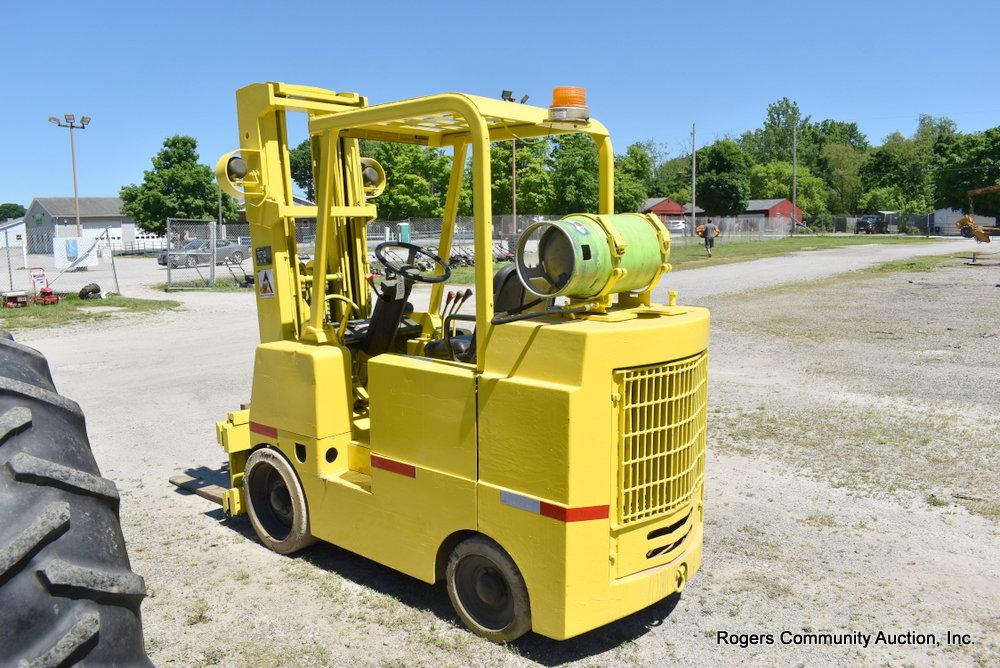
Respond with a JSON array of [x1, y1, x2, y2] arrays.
[[11, 238, 999, 667]]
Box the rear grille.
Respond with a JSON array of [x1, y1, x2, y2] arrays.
[[615, 352, 707, 526]]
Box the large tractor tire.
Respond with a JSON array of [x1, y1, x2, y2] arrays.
[[0, 333, 150, 666]]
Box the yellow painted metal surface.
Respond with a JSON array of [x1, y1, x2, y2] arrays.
[[614, 352, 707, 526], [249, 341, 352, 439], [214, 81, 711, 640], [368, 355, 477, 479]]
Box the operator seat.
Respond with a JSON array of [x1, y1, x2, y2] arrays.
[[424, 264, 550, 362]]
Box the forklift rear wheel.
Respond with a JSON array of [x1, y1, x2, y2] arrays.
[[243, 448, 316, 554], [446, 535, 531, 643]]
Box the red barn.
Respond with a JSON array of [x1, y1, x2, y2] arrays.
[[641, 197, 686, 221], [742, 198, 804, 222]]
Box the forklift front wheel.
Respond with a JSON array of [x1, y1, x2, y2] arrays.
[[446, 536, 531, 643], [243, 448, 316, 554]]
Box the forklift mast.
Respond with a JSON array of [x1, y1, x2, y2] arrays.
[[217, 83, 376, 345]]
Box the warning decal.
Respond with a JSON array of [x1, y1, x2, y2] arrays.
[[257, 269, 275, 298]]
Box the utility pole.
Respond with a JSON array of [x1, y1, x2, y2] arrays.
[[500, 90, 529, 234], [49, 115, 91, 237], [511, 136, 517, 230], [792, 124, 798, 230], [691, 123, 697, 231]]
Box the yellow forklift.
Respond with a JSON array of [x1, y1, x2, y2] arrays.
[[210, 82, 709, 642]]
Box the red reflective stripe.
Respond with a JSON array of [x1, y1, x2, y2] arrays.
[[249, 421, 277, 438], [371, 454, 416, 478], [539, 502, 609, 522]]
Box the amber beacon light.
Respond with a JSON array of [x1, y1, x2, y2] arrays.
[[548, 86, 590, 122]]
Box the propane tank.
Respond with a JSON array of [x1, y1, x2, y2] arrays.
[[515, 213, 668, 299]]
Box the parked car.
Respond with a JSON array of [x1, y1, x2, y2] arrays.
[[158, 239, 202, 266], [855, 214, 888, 234], [161, 239, 250, 268], [665, 219, 688, 235]]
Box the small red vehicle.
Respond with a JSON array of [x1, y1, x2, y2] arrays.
[[2, 291, 29, 308], [33, 286, 60, 305]]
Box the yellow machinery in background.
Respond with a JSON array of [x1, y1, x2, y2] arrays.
[[956, 183, 1000, 243], [212, 82, 709, 642]]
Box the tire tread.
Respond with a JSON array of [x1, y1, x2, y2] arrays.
[[0, 331, 149, 665]]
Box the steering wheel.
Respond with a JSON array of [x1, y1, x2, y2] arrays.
[[375, 242, 451, 283]]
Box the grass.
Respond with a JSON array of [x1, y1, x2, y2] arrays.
[[859, 253, 962, 274], [0, 292, 179, 330], [446, 265, 478, 284], [442, 235, 937, 285], [153, 277, 251, 292], [713, 401, 997, 522], [666, 234, 936, 271], [184, 598, 211, 626]]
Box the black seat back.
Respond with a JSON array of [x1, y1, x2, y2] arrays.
[[362, 280, 413, 356], [493, 264, 551, 315]]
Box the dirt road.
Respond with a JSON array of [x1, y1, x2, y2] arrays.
[[12, 238, 998, 666]]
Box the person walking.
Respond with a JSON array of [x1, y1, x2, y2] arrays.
[[702, 219, 720, 257]]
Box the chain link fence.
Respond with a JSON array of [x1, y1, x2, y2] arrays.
[[164, 218, 253, 290], [368, 214, 795, 254], [0, 227, 27, 293], [818, 213, 973, 236], [161, 209, 957, 291]]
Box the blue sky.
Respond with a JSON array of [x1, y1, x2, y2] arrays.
[[3, 0, 998, 206]]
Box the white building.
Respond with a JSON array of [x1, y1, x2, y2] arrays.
[[0, 218, 28, 273], [933, 208, 995, 236], [21, 197, 164, 253]]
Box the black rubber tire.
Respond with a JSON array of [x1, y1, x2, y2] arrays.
[[185, 256, 197, 268], [446, 535, 531, 643], [243, 448, 316, 555], [0, 333, 150, 666], [78, 283, 101, 300], [230, 251, 244, 263]]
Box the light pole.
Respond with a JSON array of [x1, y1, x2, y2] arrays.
[[691, 123, 697, 234], [500, 90, 529, 233], [49, 114, 91, 237], [792, 123, 798, 231]]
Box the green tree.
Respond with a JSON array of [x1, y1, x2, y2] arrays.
[[934, 127, 1000, 216], [618, 142, 657, 193], [119, 136, 238, 234], [550, 133, 600, 214], [614, 142, 657, 212], [697, 139, 751, 177], [740, 97, 812, 165], [749, 161, 828, 215], [651, 156, 690, 201], [0, 203, 26, 220], [819, 143, 866, 213], [357, 140, 452, 220], [289, 139, 315, 200], [698, 173, 750, 215], [858, 185, 931, 213], [490, 139, 555, 215], [813, 119, 870, 152], [690, 139, 751, 214], [859, 132, 932, 203], [860, 115, 957, 208]]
